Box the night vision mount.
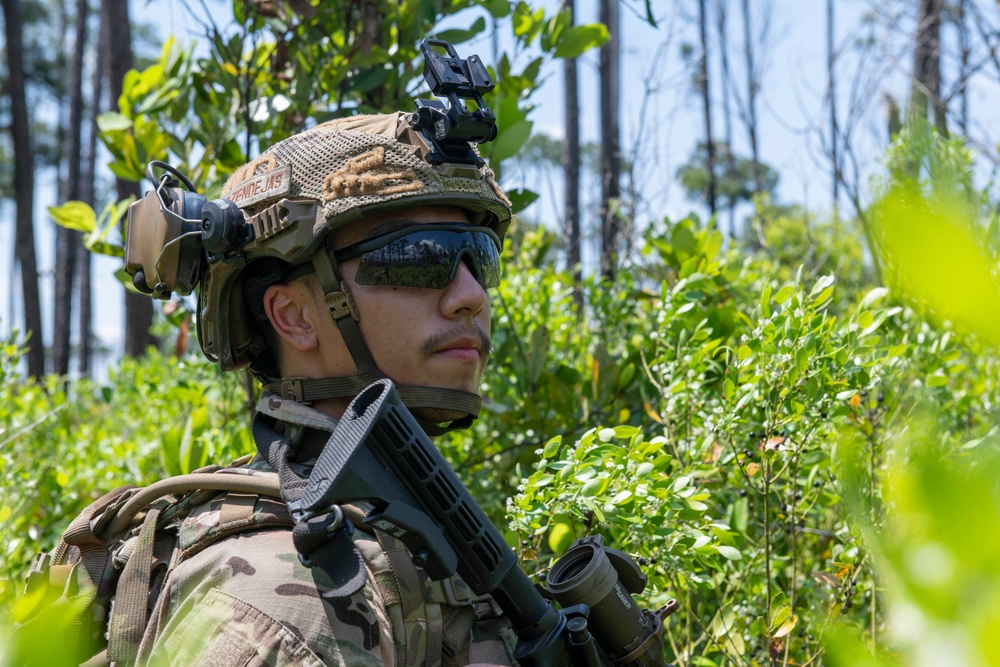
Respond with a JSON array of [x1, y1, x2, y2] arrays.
[[410, 38, 498, 166]]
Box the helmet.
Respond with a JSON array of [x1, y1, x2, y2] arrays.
[[201, 112, 511, 374]]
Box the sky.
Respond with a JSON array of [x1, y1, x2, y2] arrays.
[[3, 0, 1000, 376]]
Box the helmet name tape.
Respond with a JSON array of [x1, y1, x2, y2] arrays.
[[228, 164, 292, 209]]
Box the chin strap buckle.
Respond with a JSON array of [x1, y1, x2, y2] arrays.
[[325, 288, 359, 321], [279, 377, 307, 403]]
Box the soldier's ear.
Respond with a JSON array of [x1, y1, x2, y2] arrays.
[[263, 282, 320, 353]]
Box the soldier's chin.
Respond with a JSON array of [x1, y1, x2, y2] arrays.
[[411, 406, 471, 427]]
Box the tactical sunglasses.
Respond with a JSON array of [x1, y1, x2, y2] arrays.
[[333, 224, 502, 290]]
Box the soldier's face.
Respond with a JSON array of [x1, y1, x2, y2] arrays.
[[320, 205, 493, 399]]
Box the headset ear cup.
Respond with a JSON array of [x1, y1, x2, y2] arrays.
[[201, 199, 245, 255]]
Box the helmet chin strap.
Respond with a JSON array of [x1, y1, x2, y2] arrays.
[[260, 242, 482, 436]]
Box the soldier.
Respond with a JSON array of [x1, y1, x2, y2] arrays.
[[18, 40, 676, 667], [123, 111, 516, 666]]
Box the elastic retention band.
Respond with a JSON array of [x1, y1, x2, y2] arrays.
[[263, 371, 387, 403], [396, 386, 482, 435], [396, 386, 482, 416]]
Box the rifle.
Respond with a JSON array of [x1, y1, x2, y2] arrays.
[[287, 378, 679, 666]]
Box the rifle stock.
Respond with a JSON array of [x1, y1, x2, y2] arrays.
[[290, 379, 674, 666]]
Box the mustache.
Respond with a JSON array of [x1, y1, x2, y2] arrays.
[[421, 324, 493, 357]]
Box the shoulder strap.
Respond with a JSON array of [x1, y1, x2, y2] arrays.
[[20, 470, 284, 667], [343, 503, 486, 666]]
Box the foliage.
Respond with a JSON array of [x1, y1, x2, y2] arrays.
[[677, 141, 779, 207], [0, 343, 253, 617], [91, 1, 608, 199], [8, 192, 1000, 665], [754, 197, 870, 302], [12, 6, 1000, 667]]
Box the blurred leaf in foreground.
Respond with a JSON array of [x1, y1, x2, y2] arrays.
[[873, 184, 1000, 345], [832, 412, 1000, 667]]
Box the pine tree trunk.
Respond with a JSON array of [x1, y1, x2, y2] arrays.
[[912, 0, 946, 134], [716, 0, 734, 236], [827, 0, 840, 219], [103, 0, 154, 357], [742, 0, 761, 192], [598, 0, 621, 280], [957, 0, 969, 135], [698, 0, 717, 218], [562, 0, 582, 307], [79, 0, 104, 377], [53, 0, 89, 377], [740, 0, 764, 246], [3, 0, 45, 377]]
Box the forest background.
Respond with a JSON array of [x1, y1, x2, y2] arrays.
[[5, 0, 1000, 665]]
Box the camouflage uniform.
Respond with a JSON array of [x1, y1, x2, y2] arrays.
[[135, 393, 517, 667]]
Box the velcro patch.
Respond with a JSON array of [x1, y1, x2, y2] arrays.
[[228, 164, 292, 209]]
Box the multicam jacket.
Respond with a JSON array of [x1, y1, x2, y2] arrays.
[[135, 394, 517, 667]]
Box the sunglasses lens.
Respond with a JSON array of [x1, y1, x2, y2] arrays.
[[350, 227, 501, 289]]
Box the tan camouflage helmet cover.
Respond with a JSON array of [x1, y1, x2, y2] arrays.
[[198, 112, 513, 372]]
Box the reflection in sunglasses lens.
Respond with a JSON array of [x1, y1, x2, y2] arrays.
[[353, 228, 501, 289]]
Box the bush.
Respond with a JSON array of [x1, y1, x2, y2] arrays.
[[5, 201, 1000, 666]]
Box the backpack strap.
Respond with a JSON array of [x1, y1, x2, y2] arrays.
[[107, 472, 281, 535], [107, 505, 163, 663], [20, 471, 285, 666], [342, 502, 491, 666]]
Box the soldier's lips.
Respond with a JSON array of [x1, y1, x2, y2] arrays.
[[431, 335, 483, 362], [434, 347, 480, 361]]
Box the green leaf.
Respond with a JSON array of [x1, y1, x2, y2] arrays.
[[773, 614, 798, 638], [548, 522, 574, 554], [435, 16, 487, 46], [774, 285, 795, 304], [490, 119, 533, 163], [553, 23, 610, 59], [716, 545, 743, 560], [611, 490, 633, 505], [49, 201, 97, 233], [513, 2, 541, 39], [711, 604, 736, 639], [97, 111, 133, 132], [543, 435, 562, 459], [505, 188, 540, 214], [644, 0, 658, 27], [527, 326, 550, 384], [860, 286, 890, 309], [760, 284, 772, 318], [770, 604, 791, 631], [723, 378, 736, 399], [927, 371, 949, 388], [612, 425, 639, 439], [810, 275, 835, 304], [483, 0, 512, 18]]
